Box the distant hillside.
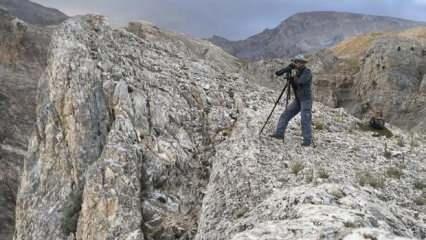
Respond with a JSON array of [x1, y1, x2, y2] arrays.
[[0, 0, 67, 25], [209, 11, 426, 60]]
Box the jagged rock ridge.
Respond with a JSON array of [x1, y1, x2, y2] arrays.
[[14, 16, 426, 240], [0, 10, 53, 239], [209, 11, 426, 60]]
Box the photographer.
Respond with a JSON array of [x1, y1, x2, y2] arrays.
[[270, 55, 313, 146]]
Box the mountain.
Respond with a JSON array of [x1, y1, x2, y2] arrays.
[[0, 0, 67, 25], [209, 11, 426, 60], [13, 15, 426, 240]]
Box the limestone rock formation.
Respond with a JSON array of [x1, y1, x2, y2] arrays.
[[209, 11, 425, 60], [14, 16, 426, 240], [0, 9, 53, 239]]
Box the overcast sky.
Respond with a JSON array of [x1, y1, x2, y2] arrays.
[[33, 0, 426, 40]]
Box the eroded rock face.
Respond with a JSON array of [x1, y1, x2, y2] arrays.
[[14, 16, 426, 240], [354, 36, 426, 132], [15, 15, 240, 240], [0, 10, 53, 239]]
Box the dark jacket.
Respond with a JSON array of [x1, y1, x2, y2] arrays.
[[292, 67, 312, 102]]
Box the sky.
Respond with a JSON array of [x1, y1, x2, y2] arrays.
[[33, 0, 426, 40]]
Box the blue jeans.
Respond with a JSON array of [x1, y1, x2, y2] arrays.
[[275, 99, 312, 144]]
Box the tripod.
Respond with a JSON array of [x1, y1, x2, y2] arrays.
[[259, 72, 294, 136]]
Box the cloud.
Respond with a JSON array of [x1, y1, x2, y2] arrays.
[[32, 0, 426, 40]]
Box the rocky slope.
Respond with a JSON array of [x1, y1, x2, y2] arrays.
[[0, 0, 67, 25], [245, 27, 426, 133], [14, 16, 426, 240], [0, 9, 53, 239], [209, 11, 425, 60]]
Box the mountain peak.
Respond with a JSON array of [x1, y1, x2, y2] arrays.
[[210, 11, 425, 60], [0, 0, 67, 25]]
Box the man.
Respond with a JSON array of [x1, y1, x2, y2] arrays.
[[270, 55, 313, 146]]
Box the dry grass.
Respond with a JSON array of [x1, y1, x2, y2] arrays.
[[358, 171, 385, 189], [290, 161, 305, 176], [332, 27, 426, 59], [332, 32, 387, 59], [398, 27, 426, 40], [385, 167, 403, 179]]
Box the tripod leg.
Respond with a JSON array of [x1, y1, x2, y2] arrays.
[[259, 82, 289, 136]]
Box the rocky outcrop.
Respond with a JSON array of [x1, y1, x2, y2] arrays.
[[0, 0, 67, 25], [14, 16, 426, 240], [353, 31, 426, 132], [209, 11, 425, 60], [0, 10, 53, 239], [14, 15, 241, 240]]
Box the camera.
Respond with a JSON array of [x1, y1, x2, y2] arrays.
[[275, 63, 295, 76]]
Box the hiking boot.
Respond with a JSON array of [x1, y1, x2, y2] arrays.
[[301, 142, 311, 147], [269, 133, 284, 140]]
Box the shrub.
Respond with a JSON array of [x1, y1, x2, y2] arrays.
[[385, 167, 403, 179], [414, 193, 426, 206], [313, 120, 324, 130], [62, 189, 83, 236], [414, 180, 426, 190], [358, 171, 385, 189], [290, 161, 305, 176], [383, 143, 392, 159], [318, 168, 330, 179]]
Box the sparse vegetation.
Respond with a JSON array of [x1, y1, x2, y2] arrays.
[[343, 57, 360, 73], [397, 136, 405, 147], [234, 206, 249, 219], [290, 161, 305, 176], [305, 168, 314, 183], [62, 189, 83, 236], [383, 143, 392, 159], [385, 167, 403, 179], [414, 180, 426, 190], [219, 127, 233, 137], [329, 188, 346, 199], [358, 171, 385, 189], [313, 120, 325, 130], [343, 221, 358, 228], [414, 193, 426, 206], [318, 168, 330, 179], [410, 132, 419, 150]]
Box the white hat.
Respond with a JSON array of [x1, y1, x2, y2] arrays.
[[291, 54, 308, 63]]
